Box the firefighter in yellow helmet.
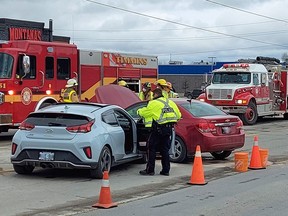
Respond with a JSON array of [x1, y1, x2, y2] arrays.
[[166, 82, 179, 98], [118, 80, 129, 88], [61, 78, 79, 102], [139, 82, 153, 101], [155, 79, 178, 98], [137, 88, 181, 176]]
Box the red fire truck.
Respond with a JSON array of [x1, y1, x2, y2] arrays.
[[198, 57, 288, 125], [0, 18, 158, 132]]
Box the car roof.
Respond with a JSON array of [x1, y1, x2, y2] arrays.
[[33, 102, 112, 118], [95, 84, 141, 109]]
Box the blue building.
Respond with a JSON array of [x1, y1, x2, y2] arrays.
[[158, 62, 235, 94]]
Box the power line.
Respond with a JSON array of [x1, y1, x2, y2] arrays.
[[84, 0, 288, 48], [206, 0, 288, 24]]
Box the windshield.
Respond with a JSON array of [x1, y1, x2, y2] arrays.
[[212, 72, 251, 84], [0, 53, 13, 79], [180, 102, 226, 117]]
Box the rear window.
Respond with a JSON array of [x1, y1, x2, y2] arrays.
[[26, 113, 92, 127], [180, 102, 226, 117]]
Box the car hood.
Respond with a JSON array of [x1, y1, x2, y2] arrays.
[[95, 84, 141, 109]]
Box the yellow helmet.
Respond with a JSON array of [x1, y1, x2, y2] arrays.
[[155, 79, 168, 86], [118, 80, 128, 87]]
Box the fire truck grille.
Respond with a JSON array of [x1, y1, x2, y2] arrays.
[[208, 89, 233, 100]]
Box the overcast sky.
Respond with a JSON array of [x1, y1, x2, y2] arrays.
[[2, 0, 288, 64]]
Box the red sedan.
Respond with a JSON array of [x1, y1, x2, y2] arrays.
[[95, 85, 245, 163]]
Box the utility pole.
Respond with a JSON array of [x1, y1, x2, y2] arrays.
[[208, 56, 216, 72]]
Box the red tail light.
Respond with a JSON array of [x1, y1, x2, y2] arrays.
[[83, 146, 92, 159], [198, 121, 216, 133], [66, 120, 94, 133], [19, 121, 35, 131], [236, 119, 243, 129], [11, 143, 18, 155]]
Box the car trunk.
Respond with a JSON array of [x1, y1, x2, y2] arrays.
[[199, 115, 241, 135], [23, 112, 92, 140]]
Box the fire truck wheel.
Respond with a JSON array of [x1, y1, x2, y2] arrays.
[[240, 101, 258, 125], [210, 151, 232, 160], [13, 164, 34, 175]]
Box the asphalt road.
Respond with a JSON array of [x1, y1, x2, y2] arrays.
[[83, 161, 288, 216], [0, 117, 288, 216]]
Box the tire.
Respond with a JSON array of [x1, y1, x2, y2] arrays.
[[13, 164, 34, 174], [240, 101, 258, 125], [90, 146, 112, 179], [169, 136, 187, 163], [210, 151, 232, 160], [284, 113, 288, 120]]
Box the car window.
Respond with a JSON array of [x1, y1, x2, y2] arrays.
[[180, 102, 227, 117], [126, 103, 147, 119], [26, 113, 91, 126], [102, 111, 119, 127]]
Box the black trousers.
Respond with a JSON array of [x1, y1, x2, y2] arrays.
[[146, 126, 172, 173]]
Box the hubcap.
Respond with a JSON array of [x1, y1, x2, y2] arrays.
[[100, 148, 111, 172]]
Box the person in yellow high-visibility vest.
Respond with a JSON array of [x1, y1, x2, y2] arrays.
[[139, 82, 153, 101], [137, 88, 181, 176], [61, 78, 79, 102]]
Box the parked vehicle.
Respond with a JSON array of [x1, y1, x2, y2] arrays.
[[95, 85, 245, 163], [198, 57, 288, 125], [184, 89, 203, 99], [10, 102, 151, 179], [0, 18, 158, 133]]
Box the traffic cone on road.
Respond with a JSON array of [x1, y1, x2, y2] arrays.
[[92, 171, 118, 209], [188, 145, 207, 185], [249, 135, 265, 169]]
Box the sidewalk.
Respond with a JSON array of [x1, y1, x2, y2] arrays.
[[0, 146, 13, 173]]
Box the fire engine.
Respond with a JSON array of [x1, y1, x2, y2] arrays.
[[198, 56, 288, 125], [0, 18, 158, 132]]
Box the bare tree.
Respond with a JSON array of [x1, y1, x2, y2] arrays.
[[182, 80, 189, 93], [281, 53, 288, 63]]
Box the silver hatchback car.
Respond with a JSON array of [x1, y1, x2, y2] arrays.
[[10, 102, 150, 179]]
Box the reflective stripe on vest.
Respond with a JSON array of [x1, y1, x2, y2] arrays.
[[63, 88, 75, 102], [155, 98, 178, 124]]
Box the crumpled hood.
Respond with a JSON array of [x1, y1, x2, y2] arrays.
[[95, 84, 141, 109]]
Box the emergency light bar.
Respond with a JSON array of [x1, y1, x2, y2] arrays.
[[223, 63, 249, 69]]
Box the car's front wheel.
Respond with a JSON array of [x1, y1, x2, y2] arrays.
[[13, 164, 35, 174], [169, 136, 187, 163], [90, 146, 112, 179], [210, 151, 232, 160]]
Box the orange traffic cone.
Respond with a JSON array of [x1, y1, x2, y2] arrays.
[[188, 145, 207, 185], [92, 171, 118, 209], [249, 135, 265, 169]]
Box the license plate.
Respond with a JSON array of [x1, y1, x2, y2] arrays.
[[39, 152, 54, 161], [222, 126, 231, 134]]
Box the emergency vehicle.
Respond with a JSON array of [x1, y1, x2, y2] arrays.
[[198, 57, 288, 125], [0, 18, 158, 132]]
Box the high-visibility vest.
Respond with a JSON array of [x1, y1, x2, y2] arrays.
[[137, 97, 181, 127], [63, 88, 77, 102], [139, 91, 153, 101]]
